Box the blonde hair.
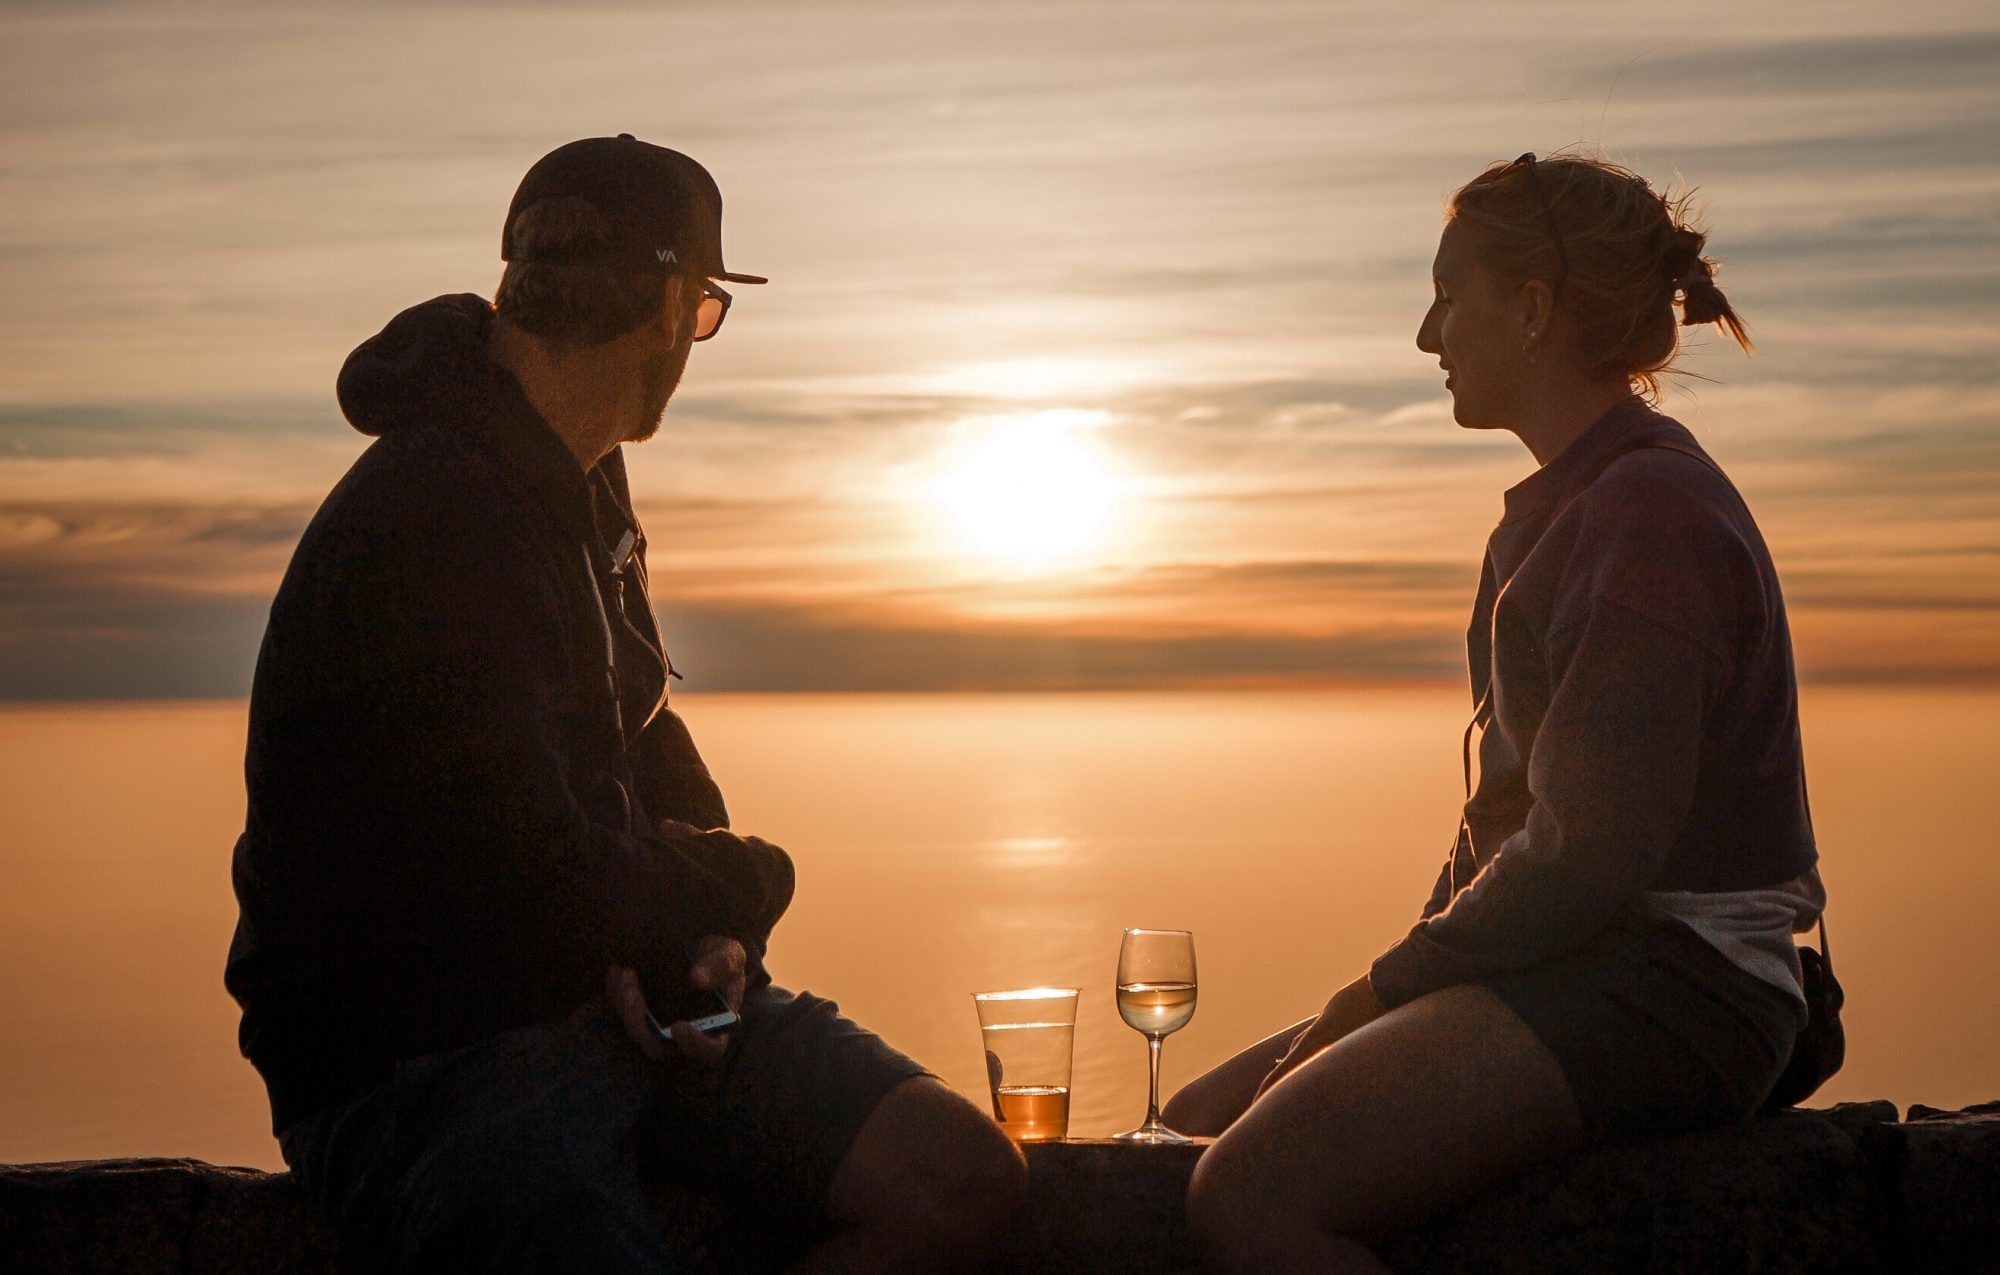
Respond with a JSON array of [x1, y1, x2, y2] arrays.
[[1450, 152, 1751, 400]]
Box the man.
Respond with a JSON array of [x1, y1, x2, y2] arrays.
[[223, 134, 1025, 1273]]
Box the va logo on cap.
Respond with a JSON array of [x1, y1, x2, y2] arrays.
[[656, 249, 678, 264]]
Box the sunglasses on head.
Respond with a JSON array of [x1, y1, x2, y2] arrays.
[[1511, 153, 1569, 301]]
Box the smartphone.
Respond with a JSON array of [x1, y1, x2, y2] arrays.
[[643, 988, 739, 1041]]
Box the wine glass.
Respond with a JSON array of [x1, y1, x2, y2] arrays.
[[1113, 927, 1196, 1144]]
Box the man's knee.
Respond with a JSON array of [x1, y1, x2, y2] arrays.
[[924, 1087, 1030, 1241], [832, 1076, 1028, 1254]]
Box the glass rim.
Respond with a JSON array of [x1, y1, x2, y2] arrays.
[[1122, 927, 1193, 937], [971, 986, 1080, 1002]]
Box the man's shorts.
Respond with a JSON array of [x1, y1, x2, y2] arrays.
[[277, 984, 932, 1274], [1477, 906, 1808, 1146]]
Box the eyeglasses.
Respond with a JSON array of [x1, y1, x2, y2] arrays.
[[691, 278, 731, 341], [1513, 153, 1569, 301]]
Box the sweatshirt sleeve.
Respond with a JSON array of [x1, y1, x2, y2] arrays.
[[629, 709, 796, 977], [330, 514, 784, 1000], [630, 707, 731, 830], [1420, 823, 1473, 921], [1369, 596, 1726, 1008]]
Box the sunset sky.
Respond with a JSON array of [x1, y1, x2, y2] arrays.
[[2, 0, 1996, 696]]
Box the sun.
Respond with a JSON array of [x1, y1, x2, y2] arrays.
[[930, 409, 1124, 566]]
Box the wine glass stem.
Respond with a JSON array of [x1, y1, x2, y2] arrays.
[[1145, 1033, 1165, 1127]]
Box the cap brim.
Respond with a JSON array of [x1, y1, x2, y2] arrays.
[[714, 271, 768, 285]]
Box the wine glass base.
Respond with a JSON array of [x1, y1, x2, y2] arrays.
[[1113, 1123, 1192, 1145]]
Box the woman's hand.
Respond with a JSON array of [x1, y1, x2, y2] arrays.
[[1252, 974, 1388, 1103]]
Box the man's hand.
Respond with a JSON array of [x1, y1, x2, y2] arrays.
[[1251, 974, 1388, 1104], [605, 935, 748, 1066], [687, 933, 748, 1017]]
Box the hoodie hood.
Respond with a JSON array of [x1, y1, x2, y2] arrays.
[[332, 291, 646, 550], [337, 293, 510, 438]]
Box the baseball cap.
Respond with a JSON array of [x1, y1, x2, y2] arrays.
[[501, 134, 766, 284]]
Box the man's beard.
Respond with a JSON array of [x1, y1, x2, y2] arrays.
[[628, 341, 693, 444]]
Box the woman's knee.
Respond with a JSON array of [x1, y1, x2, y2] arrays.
[[1184, 1140, 1249, 1259], [1162, 1073, 1235, 1137], [1186, 1130, 1338, 1273]]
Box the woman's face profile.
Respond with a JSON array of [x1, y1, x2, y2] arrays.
[[1415, 221, 1527, 431]]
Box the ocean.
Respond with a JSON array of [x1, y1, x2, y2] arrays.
[[1, 687, 1992, 1171]]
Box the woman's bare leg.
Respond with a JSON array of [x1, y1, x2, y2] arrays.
[[1162, 1017, 1314, 1136], [1185, 983, 1586, 1274]]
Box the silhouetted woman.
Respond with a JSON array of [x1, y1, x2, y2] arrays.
[[1167, 153, 1826, 1274]]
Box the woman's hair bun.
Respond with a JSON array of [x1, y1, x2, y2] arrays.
[[1666, 226, 1706, 288], [1666, 223, 1743, 340]]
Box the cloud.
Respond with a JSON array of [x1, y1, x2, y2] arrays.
[[657, 599, 1464, 693], [0, 402, 333, 459], [0, 499, 284, 697], [1619, 31, 2000, 99], [6, 470, 1993, 699], [3, 369, 1996, 697], [1, 2, 1997, 694], [0, 587, 270, 699]]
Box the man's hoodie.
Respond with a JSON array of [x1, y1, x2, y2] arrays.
[[224, 294, 794, 1134]]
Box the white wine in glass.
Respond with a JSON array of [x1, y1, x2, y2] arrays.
[[1113, 927, 1196, 1144]]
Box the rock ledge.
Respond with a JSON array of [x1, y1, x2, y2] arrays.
[[4, 1103, 1997, 1273]]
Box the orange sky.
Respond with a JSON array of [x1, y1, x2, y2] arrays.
[[1, 1, 1996, 695]]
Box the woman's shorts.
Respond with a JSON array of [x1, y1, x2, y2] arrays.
[[1477, 907, 1807, 1146]]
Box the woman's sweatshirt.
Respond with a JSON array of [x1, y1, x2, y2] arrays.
[[1369, 398, 1819, 1009]]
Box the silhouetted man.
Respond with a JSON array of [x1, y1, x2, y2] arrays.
[[224, 134, 1024, 1273]]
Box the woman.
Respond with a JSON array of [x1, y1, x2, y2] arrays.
[[1167, 153, 1827, 1274]]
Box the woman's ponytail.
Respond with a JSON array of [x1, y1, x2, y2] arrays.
[[1666, 224, 1752, 353]]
